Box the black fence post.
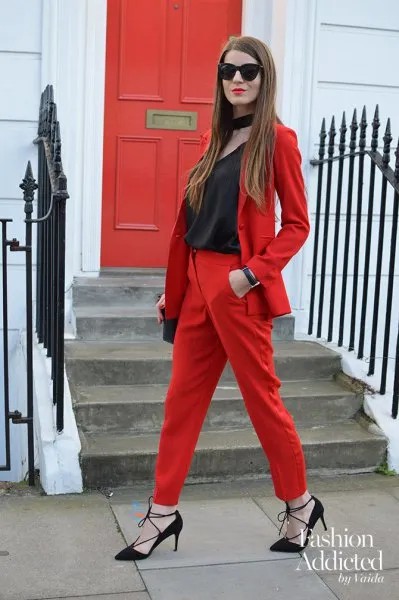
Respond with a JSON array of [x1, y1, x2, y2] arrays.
[[19, 162, 38, 485], [368, 119, 392, 377], [0, 218, 13, 472], [327, 112, 347, 342], [308, 118, 327, 335]]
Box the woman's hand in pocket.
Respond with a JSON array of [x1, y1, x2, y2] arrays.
[[156, 293, 165, 324], [228, 270, 252, 298]]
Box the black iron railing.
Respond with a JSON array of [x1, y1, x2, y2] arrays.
[[0, 165, 37, 485], [308, 105, 399, 419], [33, 85, 69, 433], [1, 85, 68, 484]]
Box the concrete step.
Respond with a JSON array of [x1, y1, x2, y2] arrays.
[[73, 275, 165, 307], [73, 305, 295, 342], [78, 419, 387, 489], [65, 340, 342, 386], [74, 379, 362, 434], [100, 268, 167, 277]]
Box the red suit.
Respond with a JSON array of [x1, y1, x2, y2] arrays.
[[153, 123, 311, 504]]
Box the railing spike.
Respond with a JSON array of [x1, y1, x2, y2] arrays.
[[339, 111, 347, 153], [359, 106, 367, 150], [328, 115, 336, 156], [318, 117, 327, 159], [361, 105, 367, 122], [395, 138, 399, 180], [54, 121, 62, 173], [19, 161, 38, 212], [382, 118, 393, 167], [349, 108, 358, 152], [51, 103, 57, 125], [371, 104, 380, 152], [25, 160, 33, 179]]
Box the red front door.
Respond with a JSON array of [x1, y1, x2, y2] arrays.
[[101, 0, 242, 267]]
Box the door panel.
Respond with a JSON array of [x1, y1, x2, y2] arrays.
[[101, 0, 242, 266]]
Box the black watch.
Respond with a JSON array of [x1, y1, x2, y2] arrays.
[[241, 266, 260, 288]]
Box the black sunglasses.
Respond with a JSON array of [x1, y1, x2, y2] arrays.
[[218, 62, 263, 81]]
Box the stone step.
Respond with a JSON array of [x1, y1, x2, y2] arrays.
[[73, 379, 362, 434], [73, 305, 295, 341], [65, 340, 342, 386], [73, 275, 166, 307], [100, 268, 167, 277], [78, 419, 387, 489]]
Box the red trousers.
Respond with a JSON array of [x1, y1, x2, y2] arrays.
[[153, 247, 308, 504]]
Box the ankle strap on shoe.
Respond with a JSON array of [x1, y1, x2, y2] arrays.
[[285, 495, 313, 513], [137, 495, 177, 530], [276, 496, 314, 537], [148, 511, 176, 517]]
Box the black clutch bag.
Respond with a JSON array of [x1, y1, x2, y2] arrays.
[[160, 307, 178, 344]]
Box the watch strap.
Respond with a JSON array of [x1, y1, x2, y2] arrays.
[[241, 265, 260, 288]]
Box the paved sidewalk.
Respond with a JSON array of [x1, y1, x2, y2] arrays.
[[0, 472, 398, 600]]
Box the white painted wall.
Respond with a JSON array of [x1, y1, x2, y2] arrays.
[[0, 0, 43, 481], [304, 0, 399, 378], [310, 0, 399, 145]]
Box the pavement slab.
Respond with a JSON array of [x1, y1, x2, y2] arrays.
[[37, 595, 151, 600], [319, 568, 399, 600], [140, 560, 337, 600], [387, 485, 399, 501], [0, 494, 145, 600]]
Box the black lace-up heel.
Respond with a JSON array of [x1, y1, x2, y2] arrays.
[[115, 495, 183, 561], [269, 494, 327, 552]]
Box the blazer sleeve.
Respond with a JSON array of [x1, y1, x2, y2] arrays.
[[245, 126, 310, 284]]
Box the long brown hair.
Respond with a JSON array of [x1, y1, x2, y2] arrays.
[[185, 35, 283, 214]]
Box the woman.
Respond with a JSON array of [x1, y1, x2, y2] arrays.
[[115, 35, 327, 561]]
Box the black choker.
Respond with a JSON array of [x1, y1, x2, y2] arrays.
[[232, 113, 254, 129]]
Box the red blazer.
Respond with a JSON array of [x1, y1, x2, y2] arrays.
[[164, 122, 310, 320]]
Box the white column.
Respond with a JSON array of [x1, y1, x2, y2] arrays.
[[277, 0, 318, 332], [243, 0, 318, 332], [242, 0, 273, 43], [40, 0, 107, 282], [40, 0, 59, 88], [80, 0, 107, 274], [242, 0, 288, 114]]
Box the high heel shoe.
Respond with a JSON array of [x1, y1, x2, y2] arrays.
[[269, 494, 327, 553], [115, 495, 183, 561]]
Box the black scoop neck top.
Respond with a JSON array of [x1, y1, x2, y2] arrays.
[[184, 142, 245, 254]]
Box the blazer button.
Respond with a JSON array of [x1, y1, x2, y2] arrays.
[[238, 223, 244, 230]]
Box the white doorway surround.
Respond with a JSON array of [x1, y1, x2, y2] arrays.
[[41, 0, 107, 285], [243, 0, 317, 329]]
